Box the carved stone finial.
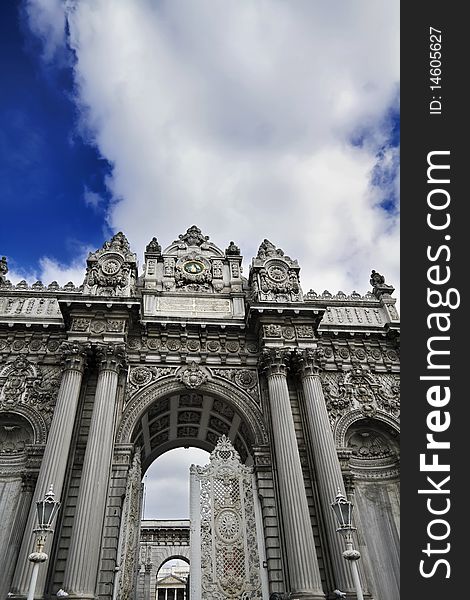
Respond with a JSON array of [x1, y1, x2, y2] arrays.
[[257, 239, 284, 259], [225, 241, 240, 256], [0, 256, 9, 284], [102, 232, 131, 253], [369, 270, 385, 287], [145, 237, 161, 254], [369, 269, 395, 299], [177, 225, 209, 247]]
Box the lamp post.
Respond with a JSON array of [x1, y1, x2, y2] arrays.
[[330, 490, 364, 600], [26, 484, 61, 600]]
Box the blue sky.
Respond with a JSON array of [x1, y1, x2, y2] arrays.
[[0, 0, 399, 518], [0, 1, 112, 274], [1, 0, 399, 297]]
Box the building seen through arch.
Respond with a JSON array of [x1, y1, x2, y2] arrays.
[[0, 226, 400, 600]]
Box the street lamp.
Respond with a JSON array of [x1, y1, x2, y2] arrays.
[[27, 484, 61, 600], [330, 489, 364, 600]]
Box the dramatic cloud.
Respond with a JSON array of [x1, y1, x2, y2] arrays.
[[22, 0, 399, 518], [26, 0, 399, 296]]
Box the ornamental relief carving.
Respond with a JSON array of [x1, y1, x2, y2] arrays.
[[321, 370, 400, 425], [250, 240, 303, 303], [125, 333, 256, 357], [126, 366, 175, 404], [0, 358, 61, 425], [177, 362, 210, 389], [83, 232, 137, 297], [71, 317, 126, 334], [0, 335, 65, 355], [212, 368, 260, 403], [317, 342, 400, 371], [192, 436, 263, 600]]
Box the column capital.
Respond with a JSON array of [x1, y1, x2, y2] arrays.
[[260, 347, 291, 376], [293, 347, 324, 378], [60, 341, 90, 373], [95, 342, 127, 373]]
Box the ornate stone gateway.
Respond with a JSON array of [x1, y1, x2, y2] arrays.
[[0, 226, 400, 600], [189, 436, 268, 600]]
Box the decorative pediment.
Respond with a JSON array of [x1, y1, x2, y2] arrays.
[[142, 227, 243, 297], [249, 239, 303, 303], [82, 232, 138, 297]]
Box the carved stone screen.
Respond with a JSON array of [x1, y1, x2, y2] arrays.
[[189, 436, 266, 600]]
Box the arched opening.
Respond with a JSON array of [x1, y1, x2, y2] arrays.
[[156, 558, 189, 600], [0, 412, 36, 595], [130, 390, 258, 474], [345, 417, 400, 600], [122, 381, 268, 600]]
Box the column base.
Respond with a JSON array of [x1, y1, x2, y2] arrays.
[[57, 594, 96, 600], [288, 592, 326, 600], [325, 591, 374, 600]]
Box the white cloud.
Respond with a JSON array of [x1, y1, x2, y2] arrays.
[[83, 186, 104, 211], [143, 447, 209, 519], [19, 1, 400, 517], [26, 0, 399, 297], [7, 252, 88, 286]]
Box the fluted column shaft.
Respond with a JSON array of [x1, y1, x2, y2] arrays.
[[298, 352, 357, 594], [63, 344, 125, 598], [264, 351, 324, 600], [12, 342, 88, 595]]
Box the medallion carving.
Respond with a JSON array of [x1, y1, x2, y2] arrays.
[[177, 362, 210, 389]]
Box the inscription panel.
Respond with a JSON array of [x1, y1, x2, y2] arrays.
[[145, 295, 233, 318]]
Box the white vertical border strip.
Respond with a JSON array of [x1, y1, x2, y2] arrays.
[[252, 473, 270, 600], [189, 466, 201, 600]]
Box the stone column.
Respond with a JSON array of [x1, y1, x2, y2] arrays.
[[143, 563, 152, 600], [11, 342, 89, 595], [63, 343, 126, 598], [263, 349, 324, 600], [296, 349, 360, 596]]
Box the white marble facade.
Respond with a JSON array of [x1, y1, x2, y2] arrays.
[[0, 227, 400, 600]]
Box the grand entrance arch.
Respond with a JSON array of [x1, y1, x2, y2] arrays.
[[1, 226, 400, 600], [114, 375, 271, 600]]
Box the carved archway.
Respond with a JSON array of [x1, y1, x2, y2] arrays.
[[117, 375, 268, 471]]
